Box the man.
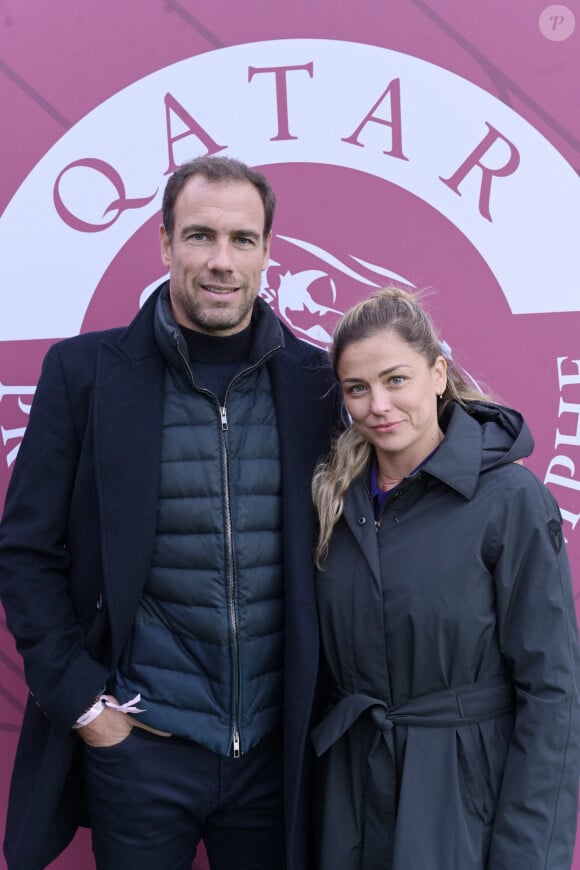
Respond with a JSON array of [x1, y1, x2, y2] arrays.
[[0, 156, 341, 869]]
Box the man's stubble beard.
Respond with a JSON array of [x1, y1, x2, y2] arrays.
[[182, 291, 257, 335]]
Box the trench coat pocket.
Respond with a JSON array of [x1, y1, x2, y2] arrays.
[[456, 725, 497, 824]]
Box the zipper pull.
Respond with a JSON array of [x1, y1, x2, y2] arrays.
[[220, 407, 228, 431], [233, 727, 241, 758]]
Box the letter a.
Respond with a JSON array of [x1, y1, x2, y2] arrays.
[[164, 93, 227, 175], [342, 79, 408, 160]]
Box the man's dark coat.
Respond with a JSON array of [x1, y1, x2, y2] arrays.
[[0, 287, 340, 869]]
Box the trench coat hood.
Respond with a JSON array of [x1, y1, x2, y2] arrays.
[[424, 400, 534, 500]]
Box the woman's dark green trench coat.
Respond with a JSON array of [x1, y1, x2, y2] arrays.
[[313, 401, 580, 870]]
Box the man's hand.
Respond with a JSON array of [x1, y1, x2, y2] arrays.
[[77, 699, 173, 747], [76, 705, 133, 748]]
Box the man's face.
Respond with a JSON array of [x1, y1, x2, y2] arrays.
[[160, 175, 271, 335]]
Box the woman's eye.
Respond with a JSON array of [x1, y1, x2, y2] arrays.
[[388, 375, 406, 387]]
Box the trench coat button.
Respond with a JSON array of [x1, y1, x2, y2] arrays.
[[357, 516, 366, 525]]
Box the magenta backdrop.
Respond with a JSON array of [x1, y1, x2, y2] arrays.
[[0, 2, 579, 868]]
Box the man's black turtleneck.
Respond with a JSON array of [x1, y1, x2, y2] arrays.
[[181, 322, 253, 405]]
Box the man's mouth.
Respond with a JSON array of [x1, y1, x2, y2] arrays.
[[202, 284, 239, 295]]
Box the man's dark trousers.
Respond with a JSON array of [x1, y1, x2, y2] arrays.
[[84, 727, 284, 869]]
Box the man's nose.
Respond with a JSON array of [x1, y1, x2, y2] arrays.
[[207, 239, 234, 271]]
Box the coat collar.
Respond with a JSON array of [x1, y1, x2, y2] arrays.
[[421, 403, 483, 499], [421, 400, 530, 499]]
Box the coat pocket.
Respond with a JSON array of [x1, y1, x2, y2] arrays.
[[456, 724, 497, 825]]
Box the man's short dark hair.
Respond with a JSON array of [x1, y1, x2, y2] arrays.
[[162, 155, 276, 243]]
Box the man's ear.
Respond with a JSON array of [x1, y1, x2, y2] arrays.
[[262, 231, 272, 270], [160, 224, 171, 267]]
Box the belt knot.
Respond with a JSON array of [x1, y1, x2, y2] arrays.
[[371, 707, 393, 731]]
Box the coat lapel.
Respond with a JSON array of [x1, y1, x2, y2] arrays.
[[93, 309, 165, 664]]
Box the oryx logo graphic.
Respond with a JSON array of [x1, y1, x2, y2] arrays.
[[262, 234, 415, 348]]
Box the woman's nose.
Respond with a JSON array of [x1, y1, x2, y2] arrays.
[[369, 387, 391, 415]]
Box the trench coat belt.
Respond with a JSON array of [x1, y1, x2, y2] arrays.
[[310, 678, 515, 870]]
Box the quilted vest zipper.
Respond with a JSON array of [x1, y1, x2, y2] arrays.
[[176, 336, 281, 758]]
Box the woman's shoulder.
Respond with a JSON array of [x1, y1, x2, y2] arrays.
[[481, 459, 562, 522]]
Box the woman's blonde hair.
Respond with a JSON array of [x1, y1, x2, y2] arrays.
[[312, 287, 491, 567]]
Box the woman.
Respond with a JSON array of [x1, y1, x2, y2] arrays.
[[311, 288, 580, 870]]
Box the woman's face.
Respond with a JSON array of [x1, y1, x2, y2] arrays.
[[337, 328, 447, 471]]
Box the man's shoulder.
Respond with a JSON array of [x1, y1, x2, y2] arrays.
[[276, 317, 331, 368], [59, 325, 127, 347], [49, 326, 127, 363], [49, 283, 162, 364]]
